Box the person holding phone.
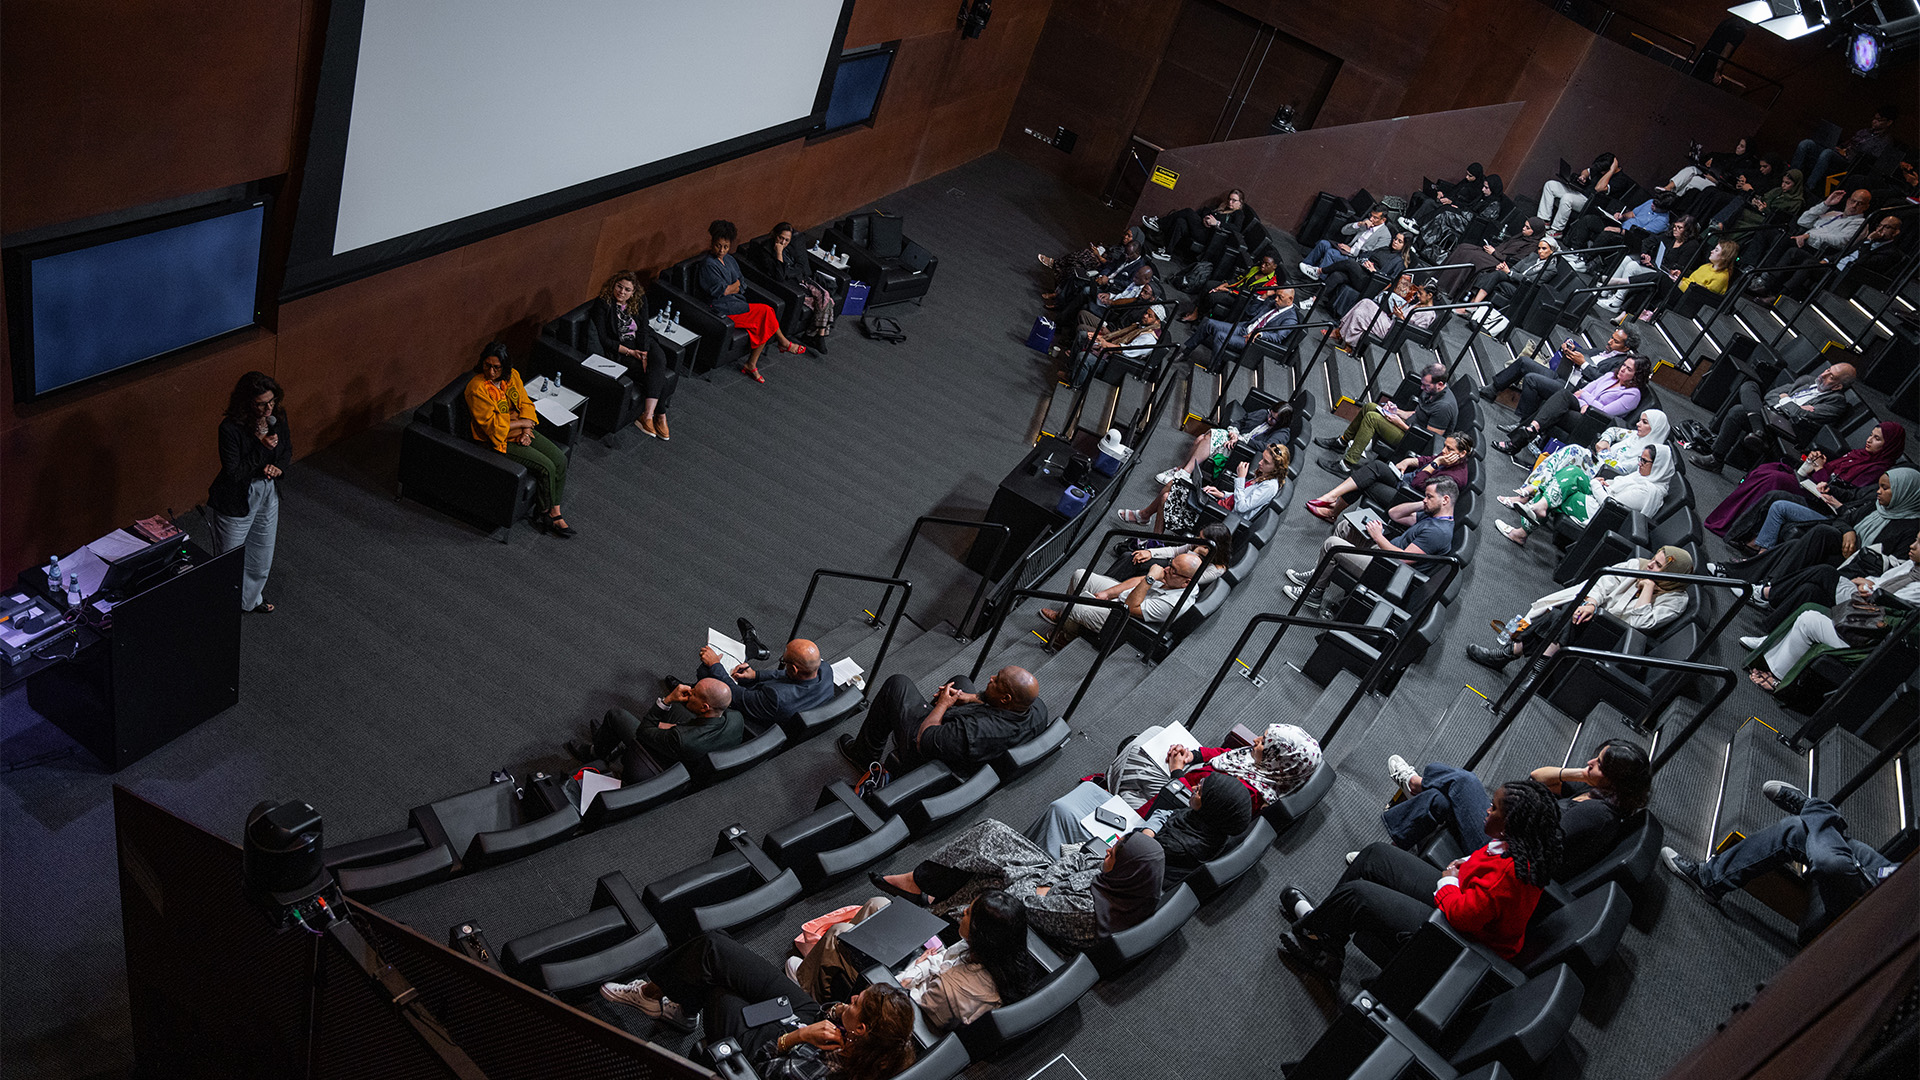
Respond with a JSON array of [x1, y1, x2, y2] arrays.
[[1026, 772, 1256, 887], [207, 371, 291, 614], [1105, 722, 1322, 818]]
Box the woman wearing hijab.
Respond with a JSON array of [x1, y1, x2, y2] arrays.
[[1106, 722, 1323, 818], [1713, 469, 1920, 585], [1742, 535, 1920, 695], [1376, 738, 1651, 880], [1468, 546, 1695, 671], [1437, 216, 1544, 299], [1026, 772, 1255, 887], [1411, 162, 1487, 220], [1459, 237, 1559, 313], [1707, 422, 1905, 538], [1278, 779, 1564, 982], [1746, 532, 1920, 638], [1499, 443, 1674, 547], [1332, 274, 1437, 351], [1508, 410, 1670, 498], [869, 822, 1165, 952]]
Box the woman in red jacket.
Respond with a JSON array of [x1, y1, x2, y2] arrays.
[[1275, 779, 1562, 982]]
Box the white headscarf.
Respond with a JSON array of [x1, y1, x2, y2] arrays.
[[1603, 443, 1675, 516], [1595, 408, 1670, 472], [1207, 723, 1322, 804]]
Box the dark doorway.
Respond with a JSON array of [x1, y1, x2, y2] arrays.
[[1132, 0, 1342, 149]]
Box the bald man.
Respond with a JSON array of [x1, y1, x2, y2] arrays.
[[697, 637, 836, 730], [1691, 362, 1857, 472], [840, 665, 1047, 773], [1042, 551, 1206, 651], [578, 677, 746, 775]]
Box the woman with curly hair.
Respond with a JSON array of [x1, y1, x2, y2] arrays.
[[701, 219, 805, 383], [1276, 779, 1563, 983]]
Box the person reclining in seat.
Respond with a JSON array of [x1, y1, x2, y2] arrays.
[[1663, 780, 1900, 946], [683, 637, 835, 731], [1480, 327, 1637, 405], [1038, 551, 1206, 652], [574, 677, 745, 774], [1314, 363, 1455, 476], [838, 666, 1044, 773], [1283, 477, 1456, 617], [1687, 361, 1856, 473]]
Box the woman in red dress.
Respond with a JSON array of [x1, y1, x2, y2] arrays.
[[701, 219, 804, 382]]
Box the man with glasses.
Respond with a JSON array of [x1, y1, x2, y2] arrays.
[[1041, 551, 1207, 651]]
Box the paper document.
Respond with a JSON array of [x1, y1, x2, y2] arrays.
[[56, 546, 110, 599], [707, 628, 748, 670], [578, 771, 622, 812], [89, 529, 151, 563], [831, 657, 865, 688], [1079, 794, 1147, 844], [533, 397, 578, 427], [581, 353, 627, 378], [1134, 721, 1203, 771]]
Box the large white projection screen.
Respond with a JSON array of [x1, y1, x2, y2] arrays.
[[333, 0, 845, 255]]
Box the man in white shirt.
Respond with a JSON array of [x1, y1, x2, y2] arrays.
[[1299, 209, 1392, 277], [1043, 552, 1205, 649]]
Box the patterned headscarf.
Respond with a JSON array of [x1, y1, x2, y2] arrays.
[[1207, 723, 1321, 804]]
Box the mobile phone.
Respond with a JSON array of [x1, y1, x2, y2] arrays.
[[1094, 806, 1129, 831], [741, 996, 797, 1029], [1085, 835, 1111, 857]]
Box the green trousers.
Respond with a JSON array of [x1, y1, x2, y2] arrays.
[[502, 431, 567, 507]]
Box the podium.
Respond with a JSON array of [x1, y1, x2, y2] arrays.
[[27, 542, 242, 770]]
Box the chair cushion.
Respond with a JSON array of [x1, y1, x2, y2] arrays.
[[1085, 883, 1199, 977]]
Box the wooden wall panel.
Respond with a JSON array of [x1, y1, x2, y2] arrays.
[[0, 0, 1055, 573]]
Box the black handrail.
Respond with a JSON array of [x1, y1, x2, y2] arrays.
[[875, 517, 1010, 642], [1831, 718, 1920, 807], [1359, 301, 1500, 402], [788, 569, 912, 702], [1251, 544, 1460, 679], [966, 586, 1128, 725], [1465, 645, 1738, 774], [1074, 526, 1215, 654], [1187, 610, 1403, 749]]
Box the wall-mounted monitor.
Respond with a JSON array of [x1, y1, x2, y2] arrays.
[[7, 199, 268, 405], [818, 42, 898, 137]]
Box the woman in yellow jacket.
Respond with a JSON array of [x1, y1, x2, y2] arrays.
[[1623, 238, 1737, 325], [467, 343, 574, 537]]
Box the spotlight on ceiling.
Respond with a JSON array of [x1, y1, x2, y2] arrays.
[[1727, 0, 1829, 39]]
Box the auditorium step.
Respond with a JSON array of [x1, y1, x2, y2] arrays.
[[871, 618, 973, 688], [1812, 727, 1905, 851], [1474, 691, 1586, 788], [1705, 715, 1808, 859], [809, 611, 932, 690]]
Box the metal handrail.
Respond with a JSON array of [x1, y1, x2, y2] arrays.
[[1074, 526, 1216, 655], [1187, 610, 1403, 748], [1831, 719, 1920, 807], [1488, 563, 1752, 722], [788, 569, 912, 702], [966, 586, 1128, 724], [1466, 644, 1738, 773], [875, 517, 1010, 642]]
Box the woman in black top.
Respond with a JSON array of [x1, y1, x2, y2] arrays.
[[1146, 189, 1254, 266], [206, 371, 290, 613], [747, 222, 838, 354], [586, 271, 673, 440]]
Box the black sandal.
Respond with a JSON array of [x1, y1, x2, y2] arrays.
[[248, 599, 275, 615], [868, 871, 928, 905]]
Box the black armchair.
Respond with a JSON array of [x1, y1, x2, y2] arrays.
[[647, 253, 779, 374], [530, 300, 643, 437], [498, 871, 670, 997], [397, 372, 540, 542], [822, 212, 938, 308]]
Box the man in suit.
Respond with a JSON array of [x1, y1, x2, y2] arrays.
[[1179, 288, 1299, 366], [1771, 214, 1905, 301], [695, 637, 835, 730], [1481, 327, 1638, 402], [1690, 362, 1857, 472], [578, 677, 746, 775], [839, 666, 1045, 773]]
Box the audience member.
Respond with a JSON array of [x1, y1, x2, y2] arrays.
[[1539, 153, 1621, 233], [1764, 213, 1905, 302], [1314, 363, 1455, 474], [1315, 231, 1410, 310], [1713, 469, 1920, 585], [1508, 409, 1670, 502], [1686, 362, 1856, 472], [601, 933, 916, 1080], [702, 219, 805, 382], [1164, 404, 1294, 487], [795, 890, 1038, 1032], [1039, 228, 1138, 305], [1048, 236, 1147, 313], [1707, 423, 1904, 540], [1739, 534, 1919, 696], [467, 343, 572, 536], [1750, 189, 1874, 296], [1332, 274, 1436, 352], [1379, 739, 1651, 880], [1307, 431, 1472, 522], [870, 822, 1166, 952], [1596, 216, 1707, 313], [1106, 722, 1322, 818], [577, 677, 744, 773], [1118, 441, 1286, 534], [1061, 303, 1163, 387], [1027, 772, 1254, 887], [1480, 327, 1638, 403], [1277, 779, 1563, 981], [838, 667, 1044, 773], [208, 371, 290, 614], [1663, 781, 1899, 946], [1467, 548, 1693, 671], [1042, 551, 1205, 651], [1175, 288, 1299, 366], [1122, 522, 1235, 586], [1146, 189, 1254, 265], [585, 271, 672, 440], [1411, 163, 1492, 219], [686, 637, 834, 730], [749, 222, 838, 354], [1457, 237, 1558, 314], [1434, 216, 1545, 298], [1626, 238, 1736, 324], [1790, 105, 1899, 192], [1722, 167, 1804, 238], [1284, 477, 1457, 615], [1661, 138, 1751, 193], [1559, 189, 1674, 258], [1493, 356, 1647, 458], [1180, 254, 1281, 323], [1299, 207, 1393, 278], [1495, 444, 1674, 547], [1080, 265, 1158, 331]]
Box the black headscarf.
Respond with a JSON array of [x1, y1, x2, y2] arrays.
[[1156, 773, 1256, 887], [1466, 163, 1485, 181], [1092, 832, 1166, 935]]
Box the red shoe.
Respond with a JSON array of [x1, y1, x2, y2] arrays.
[[1308, 502, 1337, 521], [782, 341, 807, 355], [741, 365, 766, 383]]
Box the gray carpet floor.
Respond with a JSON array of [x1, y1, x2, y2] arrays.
[[1, 152, 1821, 1080]]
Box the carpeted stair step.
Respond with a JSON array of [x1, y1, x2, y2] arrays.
[[1475, 692, 1582, 788], [869, 617, 972, 686], [1812, 727, 1902, 850], [1707, 715, 1809, 858]]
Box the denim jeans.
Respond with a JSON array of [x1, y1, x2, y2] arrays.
[[1381, 762, 1492, 851], [209, 478, 278, 611], [1697, 794, 1892, 944], [1755, 500, 1828, 549]]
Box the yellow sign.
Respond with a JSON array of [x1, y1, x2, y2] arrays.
[[1150, 166, 1179, 189]]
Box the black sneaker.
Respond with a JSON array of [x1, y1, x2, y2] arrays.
[[836, 734, 865, 767], [1660, 846, 1719, 905], [1312, 435, 1348, 451], [1761, 780, 1809, 816], [565, 740, 595, 763], [1276, 930, 1344, 983], [1317, 455, 1353, 477]]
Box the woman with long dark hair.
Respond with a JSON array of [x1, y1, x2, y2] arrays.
[[747, 221, 838, 354], [207, 371, 290, 613], [1706, 422, 1904, 540], [585, 270, 674, 440], [1277, 779, 1563, 982], [1145, 188, 1254, 266], [466, 343, 573, 536]]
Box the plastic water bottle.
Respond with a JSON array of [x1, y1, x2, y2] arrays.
[[1494, 614, 1530, 646], [46, 556, 60, 595], [66, 572, 81, 607], [553, 371, 562, 390]]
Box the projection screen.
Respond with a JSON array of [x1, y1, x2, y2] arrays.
[[284, 0, 853, 297]]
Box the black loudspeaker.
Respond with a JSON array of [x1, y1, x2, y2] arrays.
[[842, 214, 871, 247], [869, 214, 904, 258]]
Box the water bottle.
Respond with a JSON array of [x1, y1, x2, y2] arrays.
[[66, 572, 81, 607], [553, 371, 562, 391], [1493, 614, 1530, 646], [47, 556, 60, 595]]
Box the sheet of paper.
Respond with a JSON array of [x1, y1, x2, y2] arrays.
[[533, 397, 578, 427], [581, 353, 627, 378], [89, 529, 151, 563], [578, 771, 622, 813], [56, 546, 110, 599], [706, 628, 747, 670], [1133, 721, 1202, 772], [831, 657, 864, 688], [1079, 794, 1148, 844]]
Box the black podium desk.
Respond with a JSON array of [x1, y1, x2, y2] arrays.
[[966, 435, 1114, 579], [25, 541, 242, 770]]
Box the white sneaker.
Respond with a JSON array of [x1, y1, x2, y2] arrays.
[[1286, 569, 1313, 587], [1298, 262, 1321, 279], [1283, 583, 1306, 601], [1387, 754, 1418, 793], [601, 979, 691, 1029], [1297, 296, 1315, 313], [1346, 850, 1360, 864], [1563, 255, 1587, 272], [785, 956, 804, 981], [1151, 248, 1171, 261], [1141, 215, 1159, 231], [1597, 296, 1623, 311], [1739, 635, 1764, 650], [1155, 467, 1190, 485]]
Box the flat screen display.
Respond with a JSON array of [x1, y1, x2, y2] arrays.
[[820, 46, 896, 134], [12, 202, 265, 403]]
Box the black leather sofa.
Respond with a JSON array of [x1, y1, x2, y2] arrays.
[[820, 212, 938, 308], [398, 371, 545, 542]]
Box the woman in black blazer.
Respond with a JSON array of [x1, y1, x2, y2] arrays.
[[206, 371, 290, 613], [586, 271, 671, 440], [745, 222, 837, 354]]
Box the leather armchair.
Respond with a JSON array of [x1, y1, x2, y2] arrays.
[[397, 372, 541, 542], [530, 300, 643, 437], [646, 253, 780, 374], [822, 212, 938, 308]]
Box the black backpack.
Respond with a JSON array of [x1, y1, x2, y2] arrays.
[[860, 315, 906, 343]]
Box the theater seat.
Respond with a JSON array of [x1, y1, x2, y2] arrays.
[[333, 843, 456, 901], [889, 1032, 969, 1080], [322, 826, 428, 871], [642, 826, 802, 941], [1442, 966, 1584, 1076], [784, 686, 865, 740], [397, 372, 541, 542], [580, 763, 694, 830], [1558, 811, 1662, 897], [764, 781, 911, 890], [1085, 882, 1199, 977], [1187, 816, 1276, 899], [989, 714, 1067, 781], [694, 717, 790, 783], [955, 953, 1098, 1058], [824, 213, 938, 309], [901, 766, 1002, 836], [499, 872, 669, 996]]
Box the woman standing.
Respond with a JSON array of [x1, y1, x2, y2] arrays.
[[207, 372, 290, 613], [748, 222, 838, 354], [466, 343, 573, 537], [702, 219, 804, 382]]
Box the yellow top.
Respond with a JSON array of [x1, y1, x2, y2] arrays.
[[1677, 263, 1731, 295], [465, 370, 537, 452]]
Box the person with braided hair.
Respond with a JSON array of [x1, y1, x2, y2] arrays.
[[1275, 779, 1562, 983]]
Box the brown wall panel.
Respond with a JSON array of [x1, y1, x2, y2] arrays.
[[0, 0, 1055, 572]]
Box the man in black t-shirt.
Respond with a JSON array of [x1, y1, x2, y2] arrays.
[[838, 666, 1045, 772]]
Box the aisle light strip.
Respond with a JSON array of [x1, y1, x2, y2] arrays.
[[1707, 739, 1733, 859]]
